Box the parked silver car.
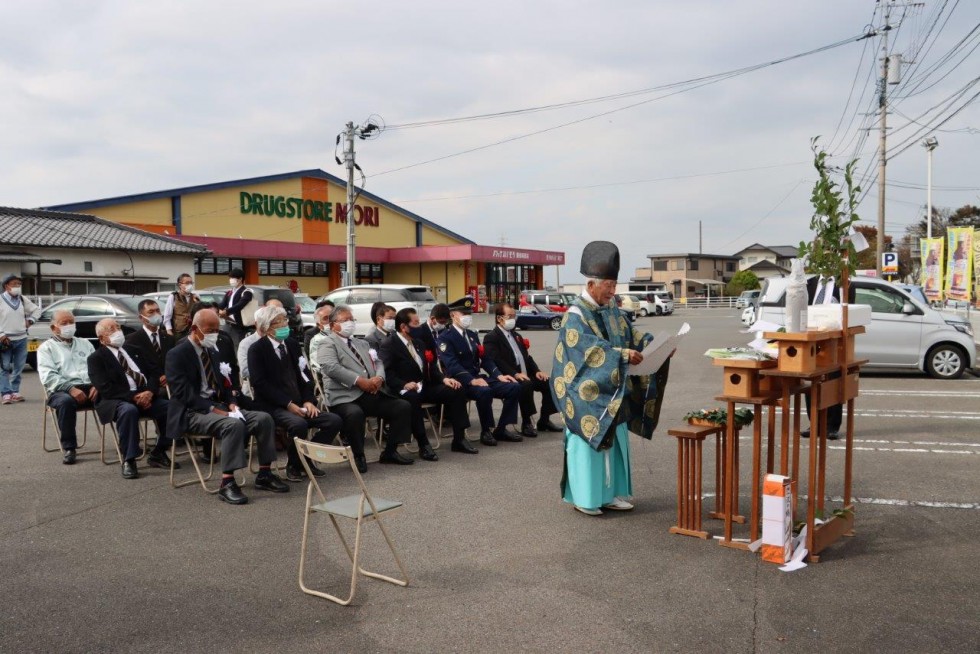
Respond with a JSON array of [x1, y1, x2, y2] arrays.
[[319, 284, 436, 337], [756, 276, 976, 379]]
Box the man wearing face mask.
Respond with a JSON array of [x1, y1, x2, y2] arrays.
[[365, 303, 396, 352], [318, 305, 414, 473], [237, 299, 284, 384], [88, 319, 175, 479], [410, 303, 450, 359], [217, 268, 253, 350], [436, 296, 521, 447], [125, 299, 173, 390], [165, 308, 287, 505], [0, 273, 42, 404], [483, 303, 562, 438], [37, 310, 98, 464], [307, 304, 333, 375], [248, 306, 342, 481], [163, 273, 199, 340]]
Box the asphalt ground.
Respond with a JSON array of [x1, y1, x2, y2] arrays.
[[2, 309, 978, 653]]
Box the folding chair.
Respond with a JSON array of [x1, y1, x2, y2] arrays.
[[40, 386, 102, 454], [294, 437, 409, 605], [100, 416, 156, 465], [169, 431, 221, 493], [401, 403, 445, 454]]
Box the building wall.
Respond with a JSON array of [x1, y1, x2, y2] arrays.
[[182, 179, 304, 241], [92, 198, 174, 227], [422, 226, 460, 246]]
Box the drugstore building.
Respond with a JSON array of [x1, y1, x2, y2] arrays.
[[46, 169, 565, 308]]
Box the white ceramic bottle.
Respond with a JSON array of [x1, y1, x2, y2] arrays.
[[785, 258, 808, 333]]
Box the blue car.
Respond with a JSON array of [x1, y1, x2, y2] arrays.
[[516, 304, 564, 331]]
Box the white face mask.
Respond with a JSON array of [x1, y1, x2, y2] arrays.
[[229, 278, 239, 288], [432, 321, 446, 332], [459, 315, 473, 329], [502, 318, 516, 331], [58, 324, 76, 339], [200, 332, 219, 349], [338, 320, 356, 338], [108, 330, 125, 348], [8, 286, 21, 297], [182, 283, 194, 293], [382, 318, 395, 332]]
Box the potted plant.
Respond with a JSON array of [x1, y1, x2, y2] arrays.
[[683, 408, 754, 428]]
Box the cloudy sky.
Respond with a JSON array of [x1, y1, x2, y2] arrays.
[[2, 1, 978, 284]]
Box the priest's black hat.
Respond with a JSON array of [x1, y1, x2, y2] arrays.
[[580, 241, 620, 279], [446, 296, 475, 314]]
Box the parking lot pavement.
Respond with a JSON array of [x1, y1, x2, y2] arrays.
[[2, 309, 978, 652]]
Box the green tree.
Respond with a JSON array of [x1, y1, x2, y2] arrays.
[[726, 270, 760, 296]]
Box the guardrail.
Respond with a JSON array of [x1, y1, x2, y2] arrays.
[[676, 297, 739, 309]]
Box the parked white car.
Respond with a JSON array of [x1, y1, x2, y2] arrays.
[[756, 276, 976, 379], [740, 305, 756, 326], [637, 291, 674, 316], [735, 289, 761, 309], [319, 284, 436, 337]]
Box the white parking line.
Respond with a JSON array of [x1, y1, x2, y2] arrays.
[[701, 493, 980, 510], [732, 435, 980, 455]]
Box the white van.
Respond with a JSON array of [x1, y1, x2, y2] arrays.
[[756, 276, 976, 379], [638, 291, 674, 316], [321, 284, 436, 337]]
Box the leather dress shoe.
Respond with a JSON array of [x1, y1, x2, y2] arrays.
[[419, 444, 439, 461], [354, 455, 368, 473], [218, 481, 248, 505], [493, 425, 523, 442], [62, 449, 77, 465], [306, 460, 326, 477], [285, 465, 306, 482], [827, 431, 840, 441], [520, 422, 538, 438], [451, 439, 478, 454], [479, 430, 498, 446], [379, 451, 415, 465], [537, 418, 564, 432], [254, 473, 290, 493], [147, 450, 179, 470], [801, 429, 811, 439], [121, 459, 139, 479]]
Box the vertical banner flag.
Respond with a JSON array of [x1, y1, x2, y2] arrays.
[[945, 227, 974, 302], [921, 237, 944, 301], [973, 227, 980, 301]]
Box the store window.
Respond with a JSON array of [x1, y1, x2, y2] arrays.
[[485, 263, 537, 307], [256, 259, 329, 277], [356, 263, 383, 285], [195, 257, 244, 274]]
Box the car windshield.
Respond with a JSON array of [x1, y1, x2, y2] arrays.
[[407, 287, 435, 302], [113, 296, 144, 313], [295, 295, 317, 312]]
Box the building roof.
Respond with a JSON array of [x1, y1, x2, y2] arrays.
[[43, 168, 476, 246], [745, 260, 791, 274], [0, 207, 209, 255], [732, 243, 798, 258], [647, 252, 740, 260]]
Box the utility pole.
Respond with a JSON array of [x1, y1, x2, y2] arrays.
[[876, 2, 892, 278], [698, 220, 702, 255], [923, 136, 938, 241], [343, 122, 356, 287]]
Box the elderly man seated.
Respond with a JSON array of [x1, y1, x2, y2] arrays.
[[87, 318, 175, 479], [237, 298, 284, 384], [248, 305, 343, 481], [37, 310, 98, 465], [307, 304, 333, 372]]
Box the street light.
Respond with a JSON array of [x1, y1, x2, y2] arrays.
[[922, 136, 939, 241]]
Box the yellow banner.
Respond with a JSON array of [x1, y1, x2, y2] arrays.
[[921, 237, 944, 300], [946, 227, 974, 301]]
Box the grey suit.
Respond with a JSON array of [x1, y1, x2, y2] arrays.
[[316, 332, 411, 461]]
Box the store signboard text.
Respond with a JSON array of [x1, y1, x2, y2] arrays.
[[239, 192, 380, 227]]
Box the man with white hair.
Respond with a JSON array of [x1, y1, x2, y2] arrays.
[[237, 303, 278, 384], [248, 305, 342, 481], [37, 310, 97, 464], [306, 304, 333, 373], [551, 241, 671, 516], [88, 318, 175, 479]]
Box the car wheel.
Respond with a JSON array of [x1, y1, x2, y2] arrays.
[[26, 352, 37, 371], [550, 317, 562, 331], [639, 308, 648, 317], [925, 344, 966, 379], [655, 307, 662, 316]]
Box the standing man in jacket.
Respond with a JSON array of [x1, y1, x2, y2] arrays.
[[0, 273, 42, 404], [163, 273, 199, 340], [483, 303, 562, 437], [218, 267, 253, 350]]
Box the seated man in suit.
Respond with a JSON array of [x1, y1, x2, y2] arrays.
[[317, 304, 414, 473], [165, 308, 288, 505], [437, 296, 521, 447], [37, 310, 98, 465], [483, 303, 562, 438], [88, 319, 175, 479], [238, 299, 283, 384], [365, 302, 396, 352], [411, 302, 450, 357], [248, 305, 343, 481], [124, 299, 174, 391], [380, 308, 475, 457]]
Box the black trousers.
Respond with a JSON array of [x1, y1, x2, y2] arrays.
[[331, 392, 412, 458], [404, 383, 469, 443], [464, 379, 520, 431], [517, 376, 558, 424], [804, 392, 843, 433], [112, 397, 172, 462], [47, 384, 95, 450], [270, 407, 343, 466]]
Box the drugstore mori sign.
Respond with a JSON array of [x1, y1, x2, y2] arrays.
[[239, 192, 380, 227]]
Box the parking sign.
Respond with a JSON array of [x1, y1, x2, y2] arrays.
[[881, 252, 899, 274]]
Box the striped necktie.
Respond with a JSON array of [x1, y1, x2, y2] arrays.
[[151, 332, 161, 354], [201, 349, 220, 393], [347, 339, 368, 371], [117, 351, 146, 388]]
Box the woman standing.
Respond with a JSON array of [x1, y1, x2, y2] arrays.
[[0, 273, 42, 404]]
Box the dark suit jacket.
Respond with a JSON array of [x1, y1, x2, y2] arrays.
[[247, 337, 315, 412], [165, 339, 236, 437], [437, 326, 500, 385], [219, 286, 254, 326], [124, 328, 174, 382], [365, 326, 391, 353], [87, 346, 159, 425], [380, 334, 444, 392], [483, 327, 541, 378], [805, 275, 853, 304]]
